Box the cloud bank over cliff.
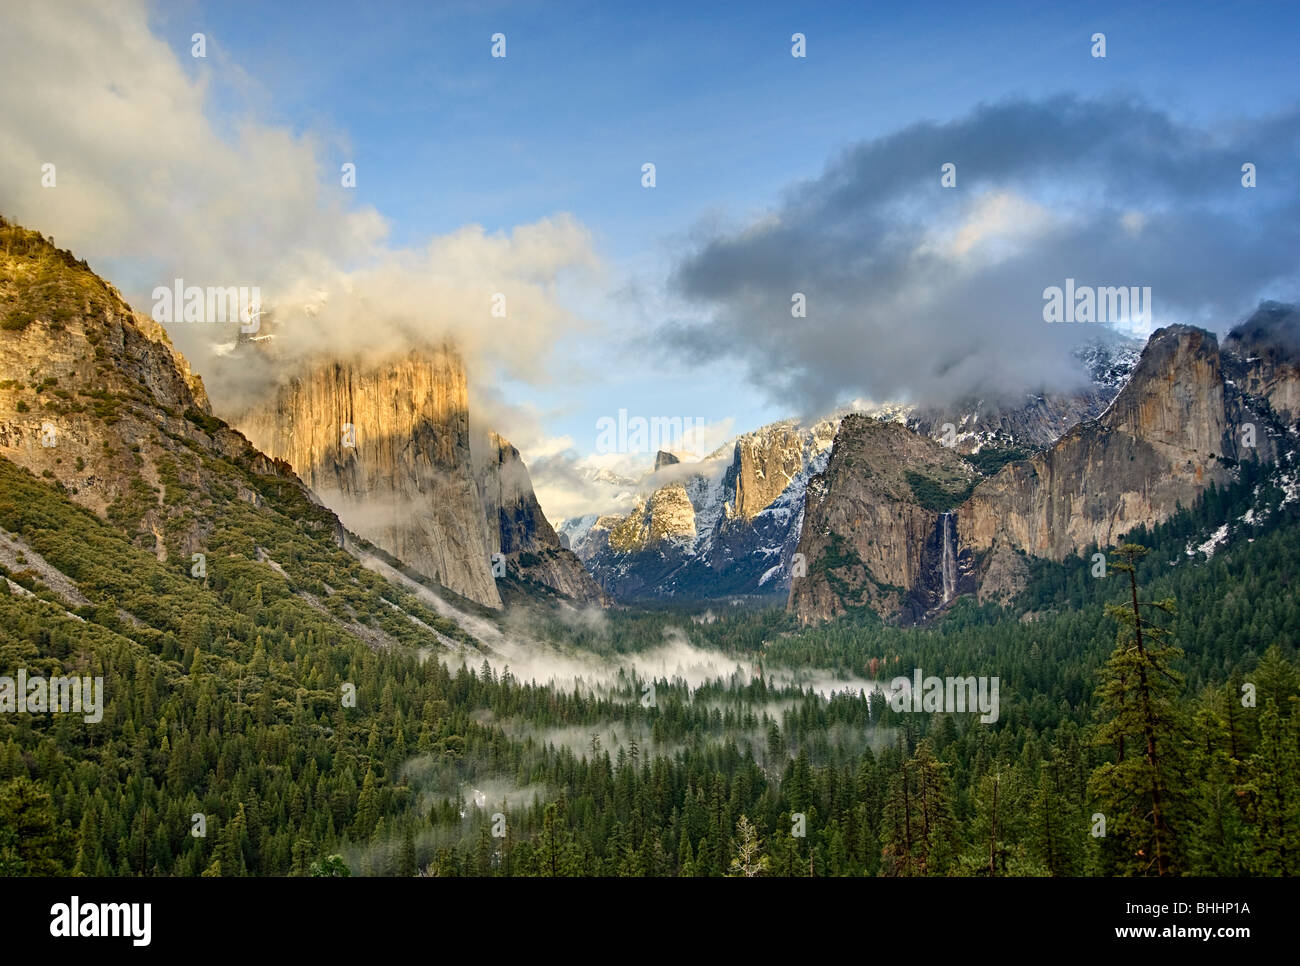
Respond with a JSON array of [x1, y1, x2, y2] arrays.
[[0, 0, 603, 422], [667, 95, 1300, 412]]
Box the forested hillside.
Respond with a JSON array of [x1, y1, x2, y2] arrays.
[[2, 437, 1297, 876]]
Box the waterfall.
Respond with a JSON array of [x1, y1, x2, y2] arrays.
[[941, 511, 957, 604]]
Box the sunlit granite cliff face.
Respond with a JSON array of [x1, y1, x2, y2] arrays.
[[235, 347, 602, 608]]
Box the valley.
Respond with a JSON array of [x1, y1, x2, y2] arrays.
[[2, 1, 1298, 896], [0, 216, 1297, 878]]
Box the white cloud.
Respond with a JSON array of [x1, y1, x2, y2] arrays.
[[525, 415, 738, 523], [0, 0, 604, 416], [919, 190, 1055, 265]]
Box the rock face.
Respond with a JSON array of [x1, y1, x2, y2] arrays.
[[476, 432, 607, 605], [787, 417, 978, 624], [789, 319, 1298, 625], [725, 422, 807, 519], [233, 346, 505, 607], [653, 450, 680, 471], [906, 391, 1109, 454], [561, 419, 838, 600], [568, 484, 700, 600], [564, 351, 1143, 606], [232, 346, 602, 609], [0, 217, 334, 563], [1223, 301, 1300, 428], [607, 483, 697, 551], [958, 325, 1259, 563], [478, 431, 556, 554]]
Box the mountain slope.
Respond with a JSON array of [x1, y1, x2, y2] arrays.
[[0, 216, 483, 649], [959, 324, 1281, 564], [566, 343, 1141, 606], [789, 314, 1299, 624], [904, 338, 1143, 453], [0, 218, 538, 875], [788, 416, 978, 624], [562, 419, 837, 601]]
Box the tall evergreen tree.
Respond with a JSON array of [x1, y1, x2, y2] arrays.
[[1089, 544, 1187, 876]]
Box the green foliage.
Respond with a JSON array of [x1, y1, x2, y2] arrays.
[[905, 470, 976, 512], [1089, 544, 1187, 876], [965, 446, 1031, 476], [0, 421, 1295, 877], [308, 854, 351, 877], [0, 777, 73, 875], [183, 408, 224, 435], [0, 220, 112, 333]]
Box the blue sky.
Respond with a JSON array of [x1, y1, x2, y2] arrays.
[[158, 0, 1298, 249], [4, 0, 1298, 520]]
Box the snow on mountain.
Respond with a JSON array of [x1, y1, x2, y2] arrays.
[[557, 513, 600, 554], [560, 337, 1143, 603], [1076, 337, 1144, 392], [561, 418, 836, 600]]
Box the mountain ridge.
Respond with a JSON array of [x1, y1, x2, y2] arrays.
[[561, 338, 1144, 605], [789, 312, 1300, 624], [0, 216, 601, 618]]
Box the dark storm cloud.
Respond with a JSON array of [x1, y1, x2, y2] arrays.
[[667, 94, 1300, 411]]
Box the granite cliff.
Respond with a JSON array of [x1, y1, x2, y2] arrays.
[[788, 416, 978, 624], [561, 419, 837, 600], [564, 346, 1140, 605], [789, 315, 1297, 624], [232, 346, 602, 609], [476, 431, 607, 604]]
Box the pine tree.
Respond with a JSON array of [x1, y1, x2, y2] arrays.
[[881, 767, 915, 876], [678, 833, 695, 877], [399, 823, 417, 877], [354, 768, 380, 840], [1240, 646, 1300, 875], [1089, 544, 1186, 876], [880, 740, 957, 876], [0, 777, 71, 875], [911, 740, 958, 875], [1186, 684, 1250, 875], [1032, 761, 1083, 876], [538, 802, 568, 877]]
